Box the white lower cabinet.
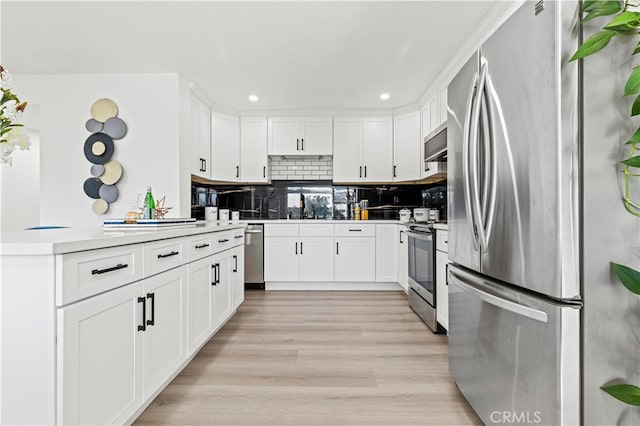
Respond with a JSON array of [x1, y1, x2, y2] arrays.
[[57, 265, 187, 425], [187, 256, 215, 354], [231, 245, 245, 308], [213, 250, 233, 329], [398, 226, 408, 292], [299, 237, 334, 281], [334, 237, 375, 281], [435, 229, 449, 331], [264, 237, 299, 281], [375, 224, 398, 282]]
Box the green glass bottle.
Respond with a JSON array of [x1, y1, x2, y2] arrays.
[[143, 186, 156, 219]]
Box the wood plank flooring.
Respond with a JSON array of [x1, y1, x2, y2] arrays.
[[134, 290, 481, 426]]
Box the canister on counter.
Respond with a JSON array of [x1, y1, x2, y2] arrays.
[[361, 200, 369, 220], [354, 204, 361, 220]]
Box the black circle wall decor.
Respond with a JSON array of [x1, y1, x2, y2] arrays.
[[83, 99, 128, 215]]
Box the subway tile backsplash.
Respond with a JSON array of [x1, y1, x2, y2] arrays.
[[270, 157, 333, 180]]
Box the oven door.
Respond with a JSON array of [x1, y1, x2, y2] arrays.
[[406, 230, 435, 306]]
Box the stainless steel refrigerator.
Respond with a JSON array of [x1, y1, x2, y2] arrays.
[[447, 1, 582, 425]]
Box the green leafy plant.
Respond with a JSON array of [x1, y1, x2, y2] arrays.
[[571, 0, 640, 407]]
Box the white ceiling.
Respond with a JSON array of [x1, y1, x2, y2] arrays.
[[1, 1, 498, 111]]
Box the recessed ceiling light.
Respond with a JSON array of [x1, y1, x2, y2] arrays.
[[248, 95, 259, 102], [380, 93, 390, 100]]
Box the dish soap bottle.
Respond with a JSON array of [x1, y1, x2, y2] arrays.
[[143, 186, 156, 219]]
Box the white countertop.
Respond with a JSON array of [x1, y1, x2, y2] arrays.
[[432, 223, 449, 230], [239, 219, 403, 225], [0, 221, 245, 256]]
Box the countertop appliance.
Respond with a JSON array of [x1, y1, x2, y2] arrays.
[[405, 223, 440, 333], [447, 2, 581, 425], [244, 223, 264, 289], [424, 122, 447, 162]]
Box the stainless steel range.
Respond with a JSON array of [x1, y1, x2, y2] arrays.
[[405, 222, 440, 333]]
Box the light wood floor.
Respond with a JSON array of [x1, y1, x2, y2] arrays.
[[134, 290, 482, 426]]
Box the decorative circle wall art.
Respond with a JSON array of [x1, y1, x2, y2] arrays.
[[83, 98, 127, 215]]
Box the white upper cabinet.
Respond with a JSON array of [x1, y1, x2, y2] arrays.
[[333, 117, 363, 182], [240, 117, 269, 183], [332, 116, 392, 183], [393, 111, 421, 181], [190, 96, 211, 179], [439, 86, 448, 128], [421, 86, 448, 180], [268, 116, 332, 156], [211, 112, 240, 182]]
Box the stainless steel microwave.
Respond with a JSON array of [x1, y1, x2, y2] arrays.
[[424, 122, 447, 162]]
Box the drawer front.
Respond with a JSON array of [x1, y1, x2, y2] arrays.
[[144, 237, 186, 277], [436, 230, 449, 252], [264, 224, 299, 237], [299, 224, 334, 237], [229, 228, 246, 248], [186, 233, 215, 262], [334, 223, 376, 237], [56, 245, 143, 306], [212, 231, 233, 252]]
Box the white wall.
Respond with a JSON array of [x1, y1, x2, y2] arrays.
[[10, 73, 187, 228]]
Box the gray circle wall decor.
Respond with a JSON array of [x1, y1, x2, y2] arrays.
[[83, 99, 128, 215]]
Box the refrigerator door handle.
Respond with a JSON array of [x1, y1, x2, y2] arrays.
[[483, 72, 499, 248], [469, 62, 488, 252], [462, 72, 480, 251], [449, 268, 548, 324]]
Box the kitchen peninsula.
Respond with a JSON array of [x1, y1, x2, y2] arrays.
[[0, 222, 246, 425]]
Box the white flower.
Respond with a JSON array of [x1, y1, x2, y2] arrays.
[[1, 99, 20, 121], [0, 142, 15, 165], [7, 127, 30, 150], [0, 70, 13, 91]]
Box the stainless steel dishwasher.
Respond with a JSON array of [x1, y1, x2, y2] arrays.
[[244, 223, 264, 289]]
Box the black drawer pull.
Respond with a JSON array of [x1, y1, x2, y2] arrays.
[[218, 238, 230, 243], [234, 235, 243, 239], [233, 255, 238, 272], [348, 229, 362, 232], [92, 263, 128, 275], [146, 293, 155, 326], [195, 243, 210, 249], [336, 242, 339, 255], [137, 297, 146, 332], [157, 251, 179, 259]]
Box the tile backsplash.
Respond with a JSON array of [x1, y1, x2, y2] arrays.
[[270, 157, 333, 180]]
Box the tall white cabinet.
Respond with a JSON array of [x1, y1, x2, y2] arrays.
[[190, 95, 211, 179], [393, 111, 421, 181], [240, 117, 269, 182], [211, 112, 241, 181]]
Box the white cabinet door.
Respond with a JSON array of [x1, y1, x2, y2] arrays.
[[436, 249, 449, 331], [142, 266, 188, 400], [264, 237, 299, 281], [375, 224, 398, 282], [57, 282, 143, 426], [240, 117, 269, 182], [213, 252, 232, 329], [299, 237, 334, 281], [362, 117, 393, 182], [230, 246, 245, 309], [332, 117, 362, 182], [439, 86, 448, 127], [186, 256, 214, 354], [421, 105, 431, 140], [398, 226, 408, 292], [191, 96, 211, 179], [429, 96, 439, 134], [334, 238, 375, 282], [268, 117, 300, 155], [393, 111, 421, 181], [211, 112, 240, 182], [300, 117, 332, 155]]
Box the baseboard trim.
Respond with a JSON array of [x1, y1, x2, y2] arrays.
[[265, 282, 403, 291]]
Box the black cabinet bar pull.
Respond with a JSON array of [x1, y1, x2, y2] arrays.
[[195, 243, 210, 249], [364, 166, 367, 178], [359, 166, 362, 178], [336, 242, 339, 255], [146, 293, 155, 326], [300, 242, 303, 255], [216, 263, 221, 284], [400, 231, 404, 244], [296, 138, 300, 150], [263, 166, 266, 178], [233, 255, 238, 272], [218, 238, 229, 243], [235, 235, 243, 239], [211, 264, 219, 285], [348, 229, 362, 232], [137, 297, 146, 331], [236, 166, 239, 178], [393, 165, 397, 178], [157, 251, 179, 259], [203, 159, 206, 172], [295, 242, 298, 255], [92, 263, 128, 275], [301, 138, 304, 151]]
